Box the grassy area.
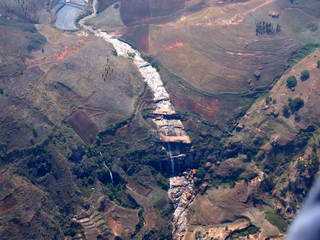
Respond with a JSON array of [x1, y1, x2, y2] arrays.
[[287, 44, 320, 67], [264, 209, 288, 233], [227, 225, 259, 240]]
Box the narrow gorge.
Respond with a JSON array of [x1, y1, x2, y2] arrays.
[[53, 1, 196, 239]]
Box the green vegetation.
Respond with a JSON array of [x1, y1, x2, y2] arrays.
[[26, 151, 53, 178], [300, 70, 310, 81], [260, 177, 274, 192], [282, 98, 304, 118], [96, 169, 112, 185], [288, 97, 304, 113], [128, 52, 136, 59], [72, 162, 96, 187], [157, 177, 169, 191], [286, 76, 297, 89], [96, 116, 134, 142], [256, 21, 281, 36], [317, 60, 320, 68], [196, 167, 206, 179], [287, 44, 320, 67], [264, 210, 288, 232], [134, 208, 145, 236], [227, 225, 259, 240], [265, 96, 273, 105], [112, 49, 117, 56], [282, 105, 291, 118], [0, 89, 4, 95], [297, 146, 319, 175], [63, 221, 81, 237], [142, 229, 172, 240], [32, 128, 38, 138], [105, 185, 139, 209], [141, 53, 161, 72]]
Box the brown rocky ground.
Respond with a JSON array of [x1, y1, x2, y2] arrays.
[[0, 5, 170, 239], [229, 49, 320, 148], [92, 0, 320, 126], [1, 0, 320, 239], [183, 47, 320, 240]]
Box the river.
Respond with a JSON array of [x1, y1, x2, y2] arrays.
[[55, 2, 194, 239], [54, 0, 87, 31]]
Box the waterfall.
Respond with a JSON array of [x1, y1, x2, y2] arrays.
[[103, 162, 114, 185], [99, 152, 114, 185], [167, 143, 175, 176], [79, 9, 193, 239], [171, 156, 175, 176], [92, 0, 98, 16]]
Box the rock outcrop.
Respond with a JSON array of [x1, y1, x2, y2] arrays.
[[168, 171, 195, 240]]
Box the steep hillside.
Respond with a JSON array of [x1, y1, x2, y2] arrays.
[[0, 0, 52, 22], [1, 0, 320, 239], [120, 0, 186, 25], [182, 49, 320, 240], [0, 4, 172, 239]]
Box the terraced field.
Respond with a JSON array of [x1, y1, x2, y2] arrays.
[[1, 0, 320, 239]]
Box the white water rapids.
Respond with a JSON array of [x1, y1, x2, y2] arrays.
[[77, 7, 193, 240]]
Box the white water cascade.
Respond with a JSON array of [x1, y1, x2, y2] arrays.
[[167, 143, 176, 176], [103, 162, 114, 185], [99, 152, 114, 185], [79, 6, 194, 239]]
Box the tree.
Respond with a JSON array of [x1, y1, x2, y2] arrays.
[[265, 96, 273, 105], [282, 105, 291, 118], [288, 98, 304, 113], [286, 76, 297, 89], [317, 60, 320, 69], [196, 167, 206, 180], [300, 70, 310, 81]]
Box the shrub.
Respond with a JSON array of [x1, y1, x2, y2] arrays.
[[196, 167, 206, 179], [32, 128, 38, 138], [127, 52, 136, 59], [27, 154, 52, 178], [96, 169, 112, 185], [286, 76, 297, 89], [64, 222, 81, 237], [265, 96, 273, 105], [282, 105, 291, 118], [261, 177, 274, 192], [300, 70, 310, 81], [288, 98, 304, 113], [265, 210, 288, 232], [317, 60, 320, 69], [287, 44, 320, 67]]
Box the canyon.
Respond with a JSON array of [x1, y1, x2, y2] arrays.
[[76, 3, 194, 238], [1, 0, 320, 239]]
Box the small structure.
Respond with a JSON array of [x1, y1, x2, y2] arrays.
[[254, 70, 261, 80], [269, 11, 280, 18]]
